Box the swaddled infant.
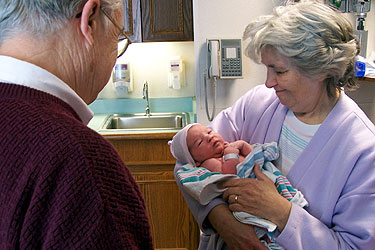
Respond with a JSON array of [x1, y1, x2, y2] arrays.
[[171, 123, 254, 173]]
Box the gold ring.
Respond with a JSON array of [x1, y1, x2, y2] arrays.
[[234, 195, 238, 203]]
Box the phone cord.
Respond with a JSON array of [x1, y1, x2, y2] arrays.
[[204, 75, 217, 122]]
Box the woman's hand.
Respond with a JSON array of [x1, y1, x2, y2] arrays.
[[220, 165, 292, 231], [208, 204, 268, 250]]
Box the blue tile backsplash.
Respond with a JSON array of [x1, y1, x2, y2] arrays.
[[89, 97, 194, 115]]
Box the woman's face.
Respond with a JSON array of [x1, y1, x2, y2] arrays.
[[261, 46, 328, 116], [186, 124, 225, 164]]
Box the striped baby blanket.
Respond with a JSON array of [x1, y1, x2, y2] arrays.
[[176, 142, 308, 233]]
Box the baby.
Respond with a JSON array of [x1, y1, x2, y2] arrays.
[[185, 123, 253, 173], [170, 123, 308, 250]]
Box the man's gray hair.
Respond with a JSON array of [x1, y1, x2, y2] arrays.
[[243, 1, 360, 94], [0, 0, 120, 44]]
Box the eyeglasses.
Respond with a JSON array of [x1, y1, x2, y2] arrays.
[[100, 6, 132, 58]]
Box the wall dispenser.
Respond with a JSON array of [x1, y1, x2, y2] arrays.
[[168, 56, 185, 89], [113, 62, 133, 97], [325, 0, 371, 57]]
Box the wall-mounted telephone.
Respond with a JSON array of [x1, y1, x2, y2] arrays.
[[207, 39, 242, 79], [205, 39, 243, 121]]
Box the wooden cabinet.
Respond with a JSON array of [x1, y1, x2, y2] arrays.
[[122, 0, 142, 42], [121, 0, 193, 42], [104, 133, 199, 250], [140, 0, 194, 42]]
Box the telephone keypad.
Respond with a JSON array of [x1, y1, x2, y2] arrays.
[[221, 47, 242, 78]]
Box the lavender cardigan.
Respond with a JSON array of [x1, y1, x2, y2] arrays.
[[175, 85, 375, 249]]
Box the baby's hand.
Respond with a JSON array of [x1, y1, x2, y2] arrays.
[[228, 140, 245, 149], [228, 140, 253, 157], [223, 145, 240, 155]]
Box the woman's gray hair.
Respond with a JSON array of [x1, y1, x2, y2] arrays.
[[243, 0, 360, 95], [0, 0, 120, 44]]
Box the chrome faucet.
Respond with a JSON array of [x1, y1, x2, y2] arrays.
[[143, 80, 150, 116]]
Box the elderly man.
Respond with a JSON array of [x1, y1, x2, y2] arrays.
[[0, 0, 152, 249]]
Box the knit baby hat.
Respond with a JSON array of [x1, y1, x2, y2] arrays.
[[168, 123, 197, 165]]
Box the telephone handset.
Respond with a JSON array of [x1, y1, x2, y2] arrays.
[[205, 39, 242, 121], [207, 39, 242, 79], [207, 40, 220, 78]]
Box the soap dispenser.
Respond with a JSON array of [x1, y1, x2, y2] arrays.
[[168, 56, 185, 89], [113, 62, 133, 97]]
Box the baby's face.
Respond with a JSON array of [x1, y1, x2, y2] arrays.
[[186, 124, 225, 163]]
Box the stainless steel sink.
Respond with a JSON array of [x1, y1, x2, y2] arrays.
[[99, 112, 190, 131]]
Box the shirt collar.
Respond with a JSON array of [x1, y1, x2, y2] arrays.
[[0, 55, 93, 124]]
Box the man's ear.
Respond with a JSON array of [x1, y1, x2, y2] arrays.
[[79, 0, 100, 45]]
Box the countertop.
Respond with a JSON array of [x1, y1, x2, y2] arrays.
[[357, 77, 375, 82]]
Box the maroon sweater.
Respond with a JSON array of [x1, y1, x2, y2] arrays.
[[0, 83, 153, 249]]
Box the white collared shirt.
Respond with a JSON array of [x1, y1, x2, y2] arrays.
[[0, 55, 93, 124]]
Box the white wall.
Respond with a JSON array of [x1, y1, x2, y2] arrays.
[[193, 0, 283, 125], [98, 41, 195, 99], [193, 0, 375, 125], [97, 0, 375, 123]]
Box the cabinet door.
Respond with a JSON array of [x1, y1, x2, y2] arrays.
[[122, 0, 142, 42], [129, 164, 199, 249], [140, 0, 193, 42]]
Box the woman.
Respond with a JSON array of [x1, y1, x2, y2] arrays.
[[174, 1, 375, 249]]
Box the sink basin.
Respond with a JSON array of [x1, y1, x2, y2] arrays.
[[99, 112, 190, 131]]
